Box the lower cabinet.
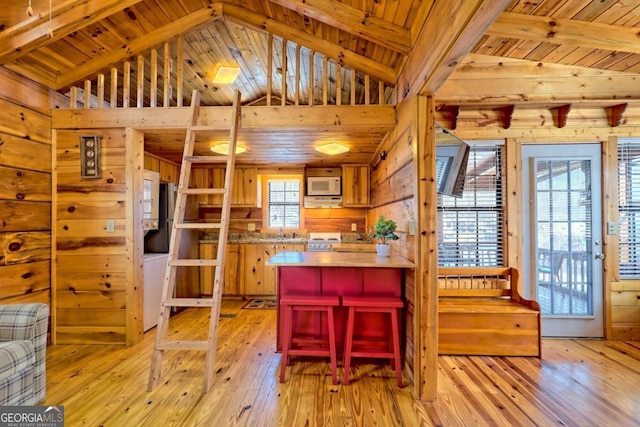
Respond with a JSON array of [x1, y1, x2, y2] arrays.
[[199, 242, 305, 297]]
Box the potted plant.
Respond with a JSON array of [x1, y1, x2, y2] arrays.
[[372, 215, 399, 257]]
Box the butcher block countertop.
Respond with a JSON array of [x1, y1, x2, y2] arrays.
[[266, 251, 415, 268]]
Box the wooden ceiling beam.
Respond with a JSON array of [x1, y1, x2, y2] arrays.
[[397, 0, 512, 101], [488, 12, 640, 55], [54, 4, 223, 90], [223, 4, 396, 84], [267, 0, 411, 55], [52, 105, 397, 131], [0, 0, 144, 65], [438, 55, 640, 106]]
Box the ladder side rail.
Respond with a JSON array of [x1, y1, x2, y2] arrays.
[[204, 89, 242, 392], [148, 90, 202, 391]]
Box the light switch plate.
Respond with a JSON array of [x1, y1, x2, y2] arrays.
[[351, 223, 357, 231], [106, 220, 115, 233], [607, 221, 618, 235], [248, 223, 256, 231], [408, 219, 416, 236]]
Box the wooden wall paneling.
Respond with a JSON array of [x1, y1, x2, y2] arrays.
[[0, 134, 52, 173], [0, 260, 50, 299], [0, 98, 52, 144], [3, 232, 51, 265], [126, 128, 144, 346], [0, 201, 50, 232], [0, 166, 51, 202], [55, 128, 132, 345], [304, 207, 367, 233], [603, 135, 618, 340], [505, 138, 522, 275], [143, 153, 160, 172], [415, 94, 438, 401], [610, 281, 640, 340]]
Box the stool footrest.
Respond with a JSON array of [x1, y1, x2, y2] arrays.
[[342, 296, 403, 308]]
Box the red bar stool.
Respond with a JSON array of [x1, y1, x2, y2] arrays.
[[342, 295, 404, 387], [279, 294, 340, 385]]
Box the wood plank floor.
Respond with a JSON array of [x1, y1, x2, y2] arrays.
[[43, 300, 640, 426]]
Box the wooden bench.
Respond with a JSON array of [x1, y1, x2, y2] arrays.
[[438, 267, 541, 357]]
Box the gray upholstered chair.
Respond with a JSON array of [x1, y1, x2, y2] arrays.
[[0, 303, 49, 406]]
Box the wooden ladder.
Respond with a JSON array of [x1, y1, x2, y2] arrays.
[[147, 89, 242, 393]]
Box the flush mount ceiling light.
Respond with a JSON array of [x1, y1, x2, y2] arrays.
[[212, 66, 241, 84], [315, 142, 350, 155], [210, 143, 246, 155]]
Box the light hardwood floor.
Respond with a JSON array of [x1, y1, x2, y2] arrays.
[[44, 300, 640, 426]]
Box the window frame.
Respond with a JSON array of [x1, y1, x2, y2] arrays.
[[617, 138, 640, 279], [261, 174, 304, 233], [437, 142, 505, 268]]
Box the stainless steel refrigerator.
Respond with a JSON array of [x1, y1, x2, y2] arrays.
[[144, 182, 200, 299], [144, 183, 199, 253]]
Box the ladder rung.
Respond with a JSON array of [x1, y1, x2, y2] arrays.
[[184, 156, 228, 164], [156, 340, 209, 351], [190, 125, 222, 132], [170, 259, 220, 267], [182, 188, 226, 195], [175, 223, 221, 229], [163, 298, 216, 307]]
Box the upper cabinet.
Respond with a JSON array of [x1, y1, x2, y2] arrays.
[[190, 166, 258, 207], [144, 154, 179, 184], [342, 164, 370, 207], [232, 167, 258, 207]]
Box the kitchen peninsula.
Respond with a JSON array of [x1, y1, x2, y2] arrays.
[[266, 251, 415, 352]]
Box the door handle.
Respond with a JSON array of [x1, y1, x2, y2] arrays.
[[595, 253, 605, 260]]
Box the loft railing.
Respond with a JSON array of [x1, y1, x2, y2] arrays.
[[68, 34, 395, 109]]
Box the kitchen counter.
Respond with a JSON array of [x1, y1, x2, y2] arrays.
[[270, 251, 414, 352], [266, 250, 414, 268], [199, 238, 307, 244]]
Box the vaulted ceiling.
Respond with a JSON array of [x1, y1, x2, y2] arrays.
[[3, 0, 640, 164]]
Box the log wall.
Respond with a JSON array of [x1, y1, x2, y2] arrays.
[[367, 97, 418, 377], [0, 67, 66, 312], [54, 128, 144, 345]]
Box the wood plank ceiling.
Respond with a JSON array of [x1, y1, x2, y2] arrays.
[[2, 0, 640, 164]]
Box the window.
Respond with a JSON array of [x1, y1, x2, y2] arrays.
[[618, 138, 640, 278], [266, 177, 302, 229], [437, 144, 504, 267]]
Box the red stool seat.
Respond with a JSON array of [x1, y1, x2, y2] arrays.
[[279, 295, 340, 385], [342, 295, 404, 387]]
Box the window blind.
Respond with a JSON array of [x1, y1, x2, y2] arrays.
[[437, 145, 504, 267], [267, 179, 301, 229], [618, 138, 640, 278]]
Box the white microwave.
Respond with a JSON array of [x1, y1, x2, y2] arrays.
[[307, 176, 341, 196]]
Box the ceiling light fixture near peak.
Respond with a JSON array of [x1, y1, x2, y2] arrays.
[[212, 66, 241, 84], [210, 143, 246, 155], [315, 142, 349, 155]]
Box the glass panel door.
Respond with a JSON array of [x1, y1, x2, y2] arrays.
[[522, 144, 603, 337]]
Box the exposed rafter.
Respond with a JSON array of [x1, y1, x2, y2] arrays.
[[267, 0, 411, 55], [223, 4, 396, 83], [0, 0, 144, 65], [488, 12, 640, 55], [398, 0, 512, 101], [55, 4, 224, 90]]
